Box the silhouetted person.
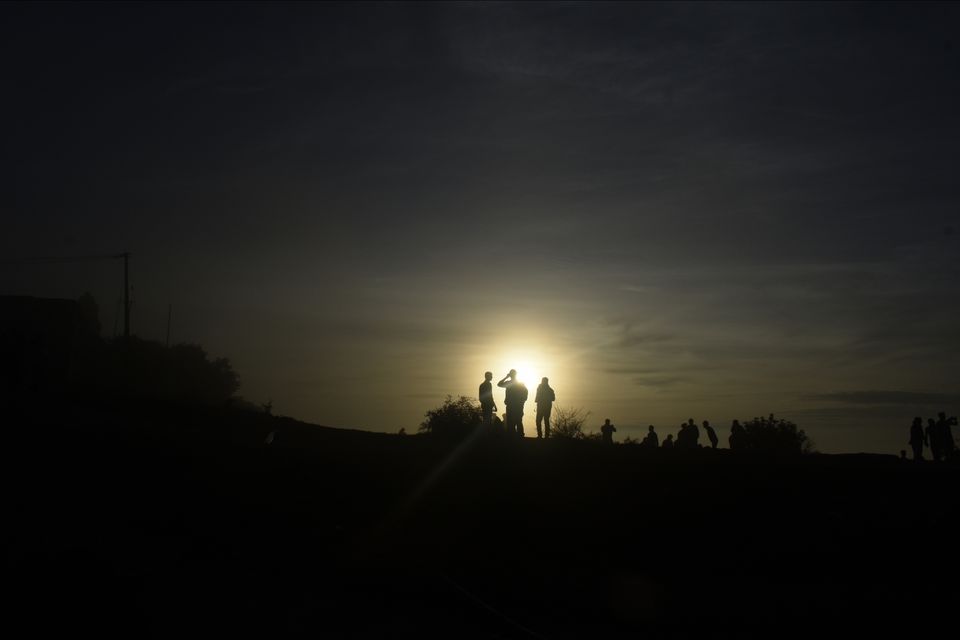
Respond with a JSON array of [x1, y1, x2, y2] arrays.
[[938, 412, 957, 460], [479, 371, 497, 427], [909, 417, 925, 461], [676, 422, 688, 448], [677, 420, 700, 450], [498, 370, 528, 437], [703, 420, 718, 449], [661, 434, 674, 449], [729, 420, 746, 451], [642, 424, 659, 449], [534, 377, 556, 439], [926, 418, 941, 461], [600, 419, 616, 444]]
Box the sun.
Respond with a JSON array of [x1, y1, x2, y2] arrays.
[[469, 336, 566, 400], [510, 359, 542, 385], [491, 350, 550, 388]]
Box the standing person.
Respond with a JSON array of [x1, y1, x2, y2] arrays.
[[676, 422, 689, 448], [677, 420, 699, 449], [909, 417, 926, 461], [729, 420, 746, 450], [926, 418, 941, 461], [688, 418, 700, 448], [643, 425, 659, 449], [938, 412, 957, 460], [703, 420, 719, 449], [600, 419, 616, 444], [661, 434, 674, 449], [497, 369, 529, 437], [534, 377, 556, 439], [478, 372, 498, 427]]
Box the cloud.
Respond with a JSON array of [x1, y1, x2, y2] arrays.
[[631, 375, 689, 389], [804, 391, 960, 406]]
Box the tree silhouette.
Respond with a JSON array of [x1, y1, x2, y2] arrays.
[[90, 337, 239, 405], [741, 414, 815, 454], [550, 405, 591, 440], [419, 395, 482, 438]]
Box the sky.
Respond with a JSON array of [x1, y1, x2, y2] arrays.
[[2, 1, 959, 453]]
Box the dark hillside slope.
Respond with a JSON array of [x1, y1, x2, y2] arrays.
[[7, 407, 959, 638]]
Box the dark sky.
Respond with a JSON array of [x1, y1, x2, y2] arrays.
[[3, 1, 959, 452]]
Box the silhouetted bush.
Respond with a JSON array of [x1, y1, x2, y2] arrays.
[[90, 337, 239, 405], [551, 405, 591, 440], [3, 294, 243, 408], [741, 414, 815, 454], [420, 395, 482, 438]]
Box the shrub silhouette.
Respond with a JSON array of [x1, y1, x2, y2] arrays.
[[741, 414, 815, 454], [3, 294, 240, 406], [550, 405, 591, 440], [420, 395, 482, 438], [91, 337, 239, 405]]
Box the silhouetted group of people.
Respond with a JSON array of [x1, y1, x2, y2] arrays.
[[908, 413, 957, 461], [480, 370, 549, 438], [478, 373, 959, 459], [480, 371, 754, 449], [640, 419, 725, 450], [480, 370, 596, 440]]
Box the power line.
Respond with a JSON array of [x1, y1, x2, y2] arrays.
[[0, 253, 126, 265]]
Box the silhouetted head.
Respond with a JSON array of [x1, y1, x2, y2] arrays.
[[928, 418, 936, 427], [604, 419, 611, 425], [484, 371, 492, 381], [688, 418, 694, 424], [939, 412, 947, 420], [508, 369, 517, 378], [702, 420, 710, 428], [732, 419, 741, 427], [913, 416, 922, 427], [665, 434, 673, 441], [541, 377, 548, 384], [648, 425, 655, 432]]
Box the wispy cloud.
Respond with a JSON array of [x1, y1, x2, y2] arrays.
[[804, 391, 960, 406]]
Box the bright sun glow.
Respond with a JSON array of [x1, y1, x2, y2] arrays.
[[462, 330, 573, 408], [490, 349, 551, 387], [510, 358, 542, 385]]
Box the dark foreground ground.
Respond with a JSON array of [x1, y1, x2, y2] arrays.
[[7, 404, 960, 638]]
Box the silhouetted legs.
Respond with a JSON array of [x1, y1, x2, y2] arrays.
[[481, 402, 494, 427], [536, 404, 551, 439], [506, 408, 524, 437], [926, 419, 940, 461], [911, 442, 924, 461]]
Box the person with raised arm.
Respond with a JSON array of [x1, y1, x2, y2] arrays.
[[497, 369, 529, 437]]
